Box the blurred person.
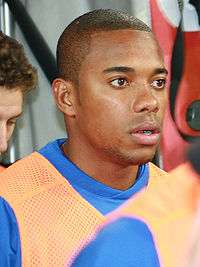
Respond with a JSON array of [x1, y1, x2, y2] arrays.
[[0, 9, 168, 266], [0, 31, 37, 171], [69, 143, 200, 267], [175, 142, 200, 267]]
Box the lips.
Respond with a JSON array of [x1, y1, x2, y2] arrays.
[[130, 122, 161, 146]]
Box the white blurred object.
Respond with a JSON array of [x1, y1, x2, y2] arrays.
[[156, 0, 200, 31]]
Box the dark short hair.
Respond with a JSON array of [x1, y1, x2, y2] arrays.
[[0, 31, 37, 93], [57, 9, 152, 84]]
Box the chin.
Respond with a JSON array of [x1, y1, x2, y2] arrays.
[[110, 152, 154, 167], [120, 148, 156, 166], [129, 156, 154, 166], [104, 144, 157, 166]]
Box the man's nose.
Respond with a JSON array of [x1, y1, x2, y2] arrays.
[[132, 87, 159, 113], [0, 124, 8, 154]]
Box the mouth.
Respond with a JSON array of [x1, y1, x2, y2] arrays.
[[130, 123, 161, 146]]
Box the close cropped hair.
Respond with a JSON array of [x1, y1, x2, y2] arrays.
[[57, 9, 152, 85]]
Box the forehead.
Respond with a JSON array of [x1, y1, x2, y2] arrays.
[[82, 29, 164, 71], [0, 87, 23, 119]]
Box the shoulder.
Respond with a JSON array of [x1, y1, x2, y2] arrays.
[[99, 216, 155, 241], [0, 196, 18, 227], [71, 216, 160, 267], [0, 196, 21, 266], [0, 152, 59, 206]]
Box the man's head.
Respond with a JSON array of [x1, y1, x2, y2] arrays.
[[0, 32, 37, 155], [57, 9, 151, 84], [53, 9, 168, 166]]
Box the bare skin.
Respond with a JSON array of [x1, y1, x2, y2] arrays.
[[53, 30, 168, 190], [0, 87, 23, 155]]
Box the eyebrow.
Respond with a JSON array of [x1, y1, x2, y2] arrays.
[[10, 112, 23, 120], [154, 68, 168, 75], [103, 66, 134, 74], [103, 66, 168, 75]]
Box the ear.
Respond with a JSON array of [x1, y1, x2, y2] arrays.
[[52, 78, 76, 117]]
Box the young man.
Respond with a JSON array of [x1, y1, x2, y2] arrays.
[[0, 32, 37, 170], [0, 9, 168, 266]]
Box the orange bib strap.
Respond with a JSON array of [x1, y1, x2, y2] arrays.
[[0, 165, 5, 173], [0, 152, 105, 267]]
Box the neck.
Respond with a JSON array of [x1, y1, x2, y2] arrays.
[[62, 138, 139, 190]]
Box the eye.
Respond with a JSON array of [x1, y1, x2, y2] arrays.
[[151, 79, 166, 89], [110, 78, 129, 88]]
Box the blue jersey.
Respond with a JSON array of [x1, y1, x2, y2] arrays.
[[71, 217, 160, 267], [0, 139, 149, 266]]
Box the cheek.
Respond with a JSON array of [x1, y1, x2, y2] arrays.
[[86, 97, 128, 125], [78, 97, 128, 137], [157, 92, 167, 114]]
